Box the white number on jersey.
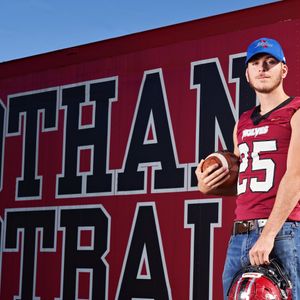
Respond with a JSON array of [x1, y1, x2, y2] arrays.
[[238, 140, 277, 194]]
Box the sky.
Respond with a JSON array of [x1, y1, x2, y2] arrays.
[[0, 0, 280, 63]]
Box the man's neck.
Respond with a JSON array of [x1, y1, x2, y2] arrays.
[[257, 89, 289, 114]]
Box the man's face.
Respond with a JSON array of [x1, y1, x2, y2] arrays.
[[245, 54, 288, 94]]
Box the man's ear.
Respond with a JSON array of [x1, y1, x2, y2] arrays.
[[282, 64, 288, 79], [245, 68, 250, 83]]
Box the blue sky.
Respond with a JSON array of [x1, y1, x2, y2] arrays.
[[0, 0, 280, 62]]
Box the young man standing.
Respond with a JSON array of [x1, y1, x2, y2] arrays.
[[195, 38, 300, 298]]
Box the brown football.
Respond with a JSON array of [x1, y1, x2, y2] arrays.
[[201, 150, 239, 187]]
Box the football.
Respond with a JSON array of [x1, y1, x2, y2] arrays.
[[201, 150, 239, 187]]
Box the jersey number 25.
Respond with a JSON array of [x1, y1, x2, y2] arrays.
[[237, 140, 277, 194]]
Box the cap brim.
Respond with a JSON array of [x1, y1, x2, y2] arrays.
[[246, 51, 285, 64]]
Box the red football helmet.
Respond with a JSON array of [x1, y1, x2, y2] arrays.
[[228, 259, 292, 299]]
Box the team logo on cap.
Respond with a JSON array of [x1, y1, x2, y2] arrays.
[[256, 39, 273, 49]]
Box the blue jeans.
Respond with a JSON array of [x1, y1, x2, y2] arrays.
[[222, 221, 300, 299]]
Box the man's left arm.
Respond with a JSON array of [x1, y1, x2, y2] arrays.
[[249, 109, 300, 266]]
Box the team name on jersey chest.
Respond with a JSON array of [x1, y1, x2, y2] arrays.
[[242, 125, 269, 140]]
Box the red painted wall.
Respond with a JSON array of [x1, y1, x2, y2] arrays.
[[0, 1, 299, 299]]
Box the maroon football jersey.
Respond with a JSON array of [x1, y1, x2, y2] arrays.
[[235, 96, 300, 220]]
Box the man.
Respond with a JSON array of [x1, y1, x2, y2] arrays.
[[195, 37, 300, 299]]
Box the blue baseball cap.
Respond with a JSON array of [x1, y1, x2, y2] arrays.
[[245, 37, 286, 64]]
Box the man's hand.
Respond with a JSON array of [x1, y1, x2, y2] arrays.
[[195, 160, 230, 194], [249, 234, 275, 265]]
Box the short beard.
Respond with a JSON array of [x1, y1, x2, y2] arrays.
[[248, 74, 282, 94]]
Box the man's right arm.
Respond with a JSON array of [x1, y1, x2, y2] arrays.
[[195, 122, 239, 196]]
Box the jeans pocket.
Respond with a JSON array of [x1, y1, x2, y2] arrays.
[[275, 230, 294, 241], [274, 223, 296, 241]]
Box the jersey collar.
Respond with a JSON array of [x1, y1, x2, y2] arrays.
[[250, 96, 294, 125]]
